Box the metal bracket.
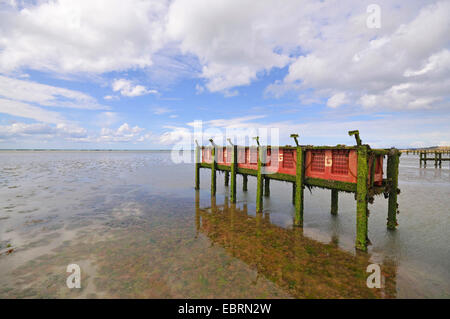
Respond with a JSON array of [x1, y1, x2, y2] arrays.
[[227, 138, 234, 146], [253, 136, 260, 146]]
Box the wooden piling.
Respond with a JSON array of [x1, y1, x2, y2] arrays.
[[230, 145, 237, 203], [356, 145, 369, 251], [195, 190, 200, 237], [243, 174, 248, 192], [211, 146, 216, 196], [195, 146, 200, 190], [331, 189, 338, 215], [256, 146, 264, 213], [387, 149, 400, 230], [294, 147, 304, 227], [292, 182, 296, 205], [264, 178, 270, 197], [224, 171, 230, 186]]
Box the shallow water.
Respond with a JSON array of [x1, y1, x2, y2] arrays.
[[0, 151, 448, 298]]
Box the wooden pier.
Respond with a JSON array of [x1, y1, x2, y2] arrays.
[[418, 151, 450, 168], [195, 131, 401, 252]]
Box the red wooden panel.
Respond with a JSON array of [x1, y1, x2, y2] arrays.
[[331, 149, 349, 175], [306, 149, 358, 183], [238, 147, 258, 170]]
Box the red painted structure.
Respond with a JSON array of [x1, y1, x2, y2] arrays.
[[202, 146, 383, 185]]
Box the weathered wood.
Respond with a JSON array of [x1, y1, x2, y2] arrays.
[[256, 146, 264, 213], [195, 146, 200, 190], [243, 174, 248, 191], [387, 150, 400, 230], [264, 177, 270, 197], [356, 145, 369, 251], [211, 146, 216, 196], [230, 145, 237, 203], [292, 182, 296, 205], [331, 189, 338, 215], [294, 147, 304, 227], [224, 171, 230, 186]]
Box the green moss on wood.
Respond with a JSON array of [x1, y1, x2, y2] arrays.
[[230, 145, 237, 203], [211, 146, 216, 196], [304, 178, 357, 193], [294, 147, 304, 227], [387, 149, 400, 230], [356, 146, 369, 252], [256, 146, 264, 213]]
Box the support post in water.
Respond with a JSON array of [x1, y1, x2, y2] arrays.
[[291, 132, 304, 227], [356, 144, 369, 251], [255, 137, 264, 213], [210, 139, 216, 196], [292, 182, 296, 205], [264, 178, 270, 197], [294, 146, 304, 226], [331, 189, 338, 215], [387, 148, 400, 230], [230, 141, 237, 203], [194, 141, 201, 190], [243, 174, 248, 192], [224, 171, 229, 186]]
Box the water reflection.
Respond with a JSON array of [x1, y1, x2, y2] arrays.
[[195, 192, 397, 299]]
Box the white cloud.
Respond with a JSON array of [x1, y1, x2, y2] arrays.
[[153, 107, 173, 115], [104, 95, 119, 101], [112, 79, 157, 97], [0, 0, 169, 74], [97, 111, 120, 127], [99, 123, 146, 142], [0, 75, 109, 110], [0, 122, 87, 140], [327, 92, 348, 108], [273, 1, 450, 111], [0, 98, 66, 124], [167, 0, 294, 93]]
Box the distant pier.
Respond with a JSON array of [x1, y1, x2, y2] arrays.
[[403, 149, 450, 168]]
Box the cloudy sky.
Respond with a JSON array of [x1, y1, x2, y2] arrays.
[[0, 0, 449, 149]]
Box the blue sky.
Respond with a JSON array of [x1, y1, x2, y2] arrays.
[[0, 0, 449, 149]]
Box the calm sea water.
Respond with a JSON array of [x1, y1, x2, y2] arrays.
[[0, 151, 448, 298]]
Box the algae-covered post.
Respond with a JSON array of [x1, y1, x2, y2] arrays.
[[195, 140, 201, 190], [255, 136, 264, 213], [355, 144, 369, 251], [387, 148, 400, 230], [228, 139, 237, 204], [209, 139, 216, 196], [291, 134, 304, 227]]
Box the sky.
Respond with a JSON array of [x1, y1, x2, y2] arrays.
[[0, 0, 449, 149]]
